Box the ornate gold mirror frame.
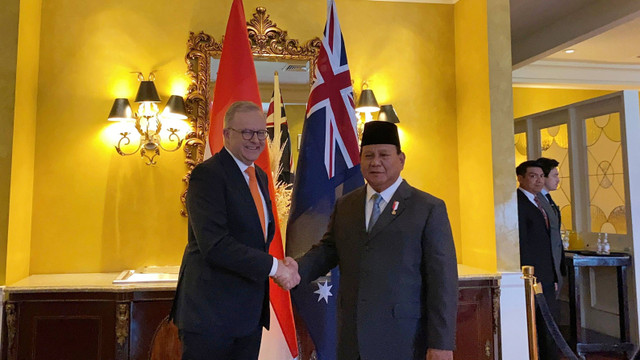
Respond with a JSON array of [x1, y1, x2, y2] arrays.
[[181, 7, 321, 215]]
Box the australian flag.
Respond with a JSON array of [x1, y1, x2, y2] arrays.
[[286, 0, 364, 359]]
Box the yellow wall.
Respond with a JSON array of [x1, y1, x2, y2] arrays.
[[6, 0, 43, 284], [17, 0, 463, 276], [0, 0, 21, 284], [453, 0, 514, 271], [513, 87, 614, 118]]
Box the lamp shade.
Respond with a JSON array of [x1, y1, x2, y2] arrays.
[[377, 104, 400, 123], [356, 89, 380, 113], [108, 98, 133, 121], [134, 81, 161, 103], [161, 95, 188, 120]]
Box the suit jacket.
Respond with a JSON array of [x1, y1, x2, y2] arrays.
[[536, 192, 566, 296], [171, 149, 275, 337], [517, 189, 556, 289], [297, 180, 458, 360]]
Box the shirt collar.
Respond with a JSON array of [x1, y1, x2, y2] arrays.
[[366, 176, 403, 203], [224, 147, 253, 173], [540, 188, 549, 196], [518, 187, 537, 202]]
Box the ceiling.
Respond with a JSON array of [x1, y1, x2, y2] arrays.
[[510, 0, 640, 89], [543, 17, 640, 65]]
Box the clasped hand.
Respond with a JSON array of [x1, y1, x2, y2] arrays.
[[273, 257, 300, 290]]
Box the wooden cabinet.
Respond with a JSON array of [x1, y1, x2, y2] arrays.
[[294, 276, 501, 360], [1, 273, 500, 360], [2, 282, 174, 360], [455, 278, 501, 360]]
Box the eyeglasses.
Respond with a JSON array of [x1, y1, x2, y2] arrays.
[[227, 128, 269, 141]]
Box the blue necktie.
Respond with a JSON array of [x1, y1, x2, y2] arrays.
[[368, 193, 383, 232]]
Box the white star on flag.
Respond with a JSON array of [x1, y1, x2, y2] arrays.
[[314, 280, 333, 303]]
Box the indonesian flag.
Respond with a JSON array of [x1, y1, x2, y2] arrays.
[[207, 0, 298, 358]]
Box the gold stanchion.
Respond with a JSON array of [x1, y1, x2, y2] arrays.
[[522, 265, 539, 360]]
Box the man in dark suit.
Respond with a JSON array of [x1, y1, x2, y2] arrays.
[[536, 157, 566, 298], [171, 101, 299, 360], [517, 160, 559, 360], [292, 121, 458, 360]]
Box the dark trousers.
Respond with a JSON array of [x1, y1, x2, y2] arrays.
[[179, 327, 262, 360]]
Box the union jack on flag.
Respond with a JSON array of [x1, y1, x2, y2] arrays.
[[306, 0, 360, 179], [287, 0, 364, 358]]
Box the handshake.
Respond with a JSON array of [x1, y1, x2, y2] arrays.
[[273, 257, 301, 290]]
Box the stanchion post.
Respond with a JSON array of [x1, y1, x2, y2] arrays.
[[522, 265, 539, 360]]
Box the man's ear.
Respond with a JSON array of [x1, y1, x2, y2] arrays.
[[399, 152, 406, 167]]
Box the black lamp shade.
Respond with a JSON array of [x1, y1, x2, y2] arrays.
[[377, 104, 400, 123], [108, 98, 133, 121], [134, 81, 161, 103], [161, 95, 188, 120], [356, 89, 380, 112]]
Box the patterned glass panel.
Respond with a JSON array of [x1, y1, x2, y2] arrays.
[[540, 124, 571, 231], [515, 132, 527, 167], [585, 112, 627, 234]]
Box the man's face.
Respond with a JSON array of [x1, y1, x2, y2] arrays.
[[360, 144, 405, 192], [544, 167, 560, 191], [518, 166, 545, 193], [223, 110, 266, 165]]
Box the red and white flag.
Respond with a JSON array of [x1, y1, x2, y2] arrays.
[[207, 0, 298, 358]]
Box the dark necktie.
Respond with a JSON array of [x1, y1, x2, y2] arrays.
[[545, 193, 561, 223], [534, 196, 549, 230], [368, 193, 383, 232]]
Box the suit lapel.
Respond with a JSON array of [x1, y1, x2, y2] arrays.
[[255, 166, 275, 244], [537, 193, 557, 229], [518, 189, 546, 224], [220, 150, 266, 242], [368, 180, 410, 240], [351, 187, 368, 237]]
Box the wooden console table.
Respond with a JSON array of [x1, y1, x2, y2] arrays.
[[1, 266, 500, 360], [565, 251, 634, 357]]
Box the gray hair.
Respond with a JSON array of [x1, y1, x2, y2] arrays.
[[224, 101, 263, 128]]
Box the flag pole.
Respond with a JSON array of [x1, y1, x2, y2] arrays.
[[273, 71, 282, 153]]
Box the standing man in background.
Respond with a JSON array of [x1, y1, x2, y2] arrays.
[[291, 121, 458, 360], [517, 160, 559, 360], [536, 157, 566, 297], [171, 101, 299, 360]]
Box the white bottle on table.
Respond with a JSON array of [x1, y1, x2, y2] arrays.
[[562, 231, 570, 250], [596, 233, 603, 254], [603, 233, 610, 255]]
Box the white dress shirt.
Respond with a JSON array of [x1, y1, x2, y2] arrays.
[[518, 187, 538, 207], [365, 176, 404, 230]]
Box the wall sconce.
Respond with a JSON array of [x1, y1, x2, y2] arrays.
[[107, 72, 188, 165], [377, 104, 400, 123], [355, 83, 380, 140], [355, 84, 380, 118]]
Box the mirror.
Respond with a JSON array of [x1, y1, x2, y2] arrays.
[[181, 7, 321, 214]]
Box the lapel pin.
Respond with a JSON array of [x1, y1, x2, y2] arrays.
[[391, 201, 399, 215]]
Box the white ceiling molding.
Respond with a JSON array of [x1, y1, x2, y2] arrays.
[[368, 0, 458, 4], [512, 60, 640, 90]]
